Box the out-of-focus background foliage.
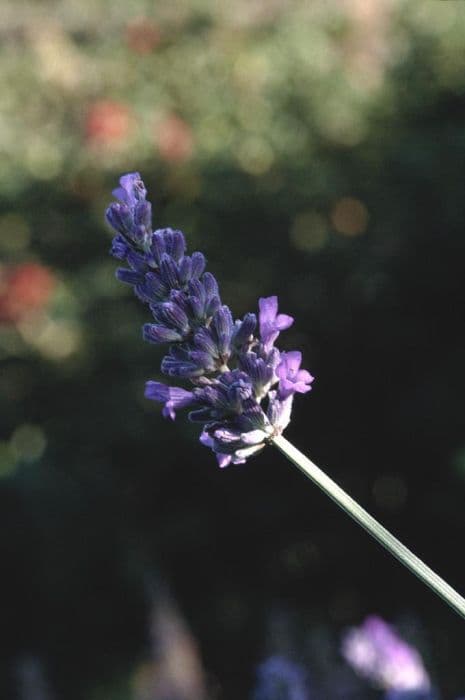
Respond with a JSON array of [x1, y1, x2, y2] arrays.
[[1, 0, 464, 697]]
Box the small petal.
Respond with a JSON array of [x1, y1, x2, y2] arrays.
[[106, 203, 133, 235], [235, 443, 266, 460], [274, 313, 294, 331], [281, 350, 302, 375], [240, 429, 269, 445], [159, 254, 180, 289], [143, 323, 183, 344], [110, 235, 130, 260], [144, 381, 195, 419], [202, 272, 219, 298], [191, 251, 206, 278], [112, 172, 146, 205], [193, 328, 217, 357], [277, 351, 314, 399], [150, 232, 166, 265], [199, 431, 214, 448], [217, 453, 232, 468], [139, 272, 168, 303], [259, 296, 294, 349], [232, 313, 257, 347], [258, 296, 278, 325], [178, 257, 192, 284], [116, 268, 143, 285], [163, 229, 186, 262], [134, 200, 152, 230], [158, 302, 189, 333], [205, 296, 221, 318]]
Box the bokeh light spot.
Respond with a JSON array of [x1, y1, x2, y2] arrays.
[[0, 441, 17, 477], [331, 197, 369, 236], [154, 114, 194, 164], [237, 137, 274, 175], [125, 17, 161, 55], [290, 211, 328, 252], [0, 214, 31, 252], [18, 317, 81, 359], [11, 424, 47, 462]]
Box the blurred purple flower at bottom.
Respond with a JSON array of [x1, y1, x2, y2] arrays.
[[252, 656, 310, 700], [341, 616, 431, 693], [385, 690, 439, 700]]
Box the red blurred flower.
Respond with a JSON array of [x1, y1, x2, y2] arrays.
[[125, 17, 161, 55], [155, 114, 194, 163], [85, 100, 133, 146], [0, 263, 55, 323]]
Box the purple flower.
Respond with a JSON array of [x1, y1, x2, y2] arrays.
[[277, 351, 314, 400], [341, 616, 431, 693], [259, 296, 294, 350], [112, 172, 147, 207], [107, 173, 314, 466], [106, 172, 152, 247], [385, 691, 439, 700], [144, 382, 196, 419], [252, 655, 310, 700]]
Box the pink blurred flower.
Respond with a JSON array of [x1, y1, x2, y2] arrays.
[[0, 263, 55, 323], [125, 18, 161, 54], [85, 100, 133, 146], [155, 114, 194, 163]]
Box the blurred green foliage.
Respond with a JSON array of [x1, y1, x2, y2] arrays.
[[1, 1, 465, 698]]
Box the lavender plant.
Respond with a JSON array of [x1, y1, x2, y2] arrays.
[[106, 172, 313, 467], [106, 172, 465, 621]]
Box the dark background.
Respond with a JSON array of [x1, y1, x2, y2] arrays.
[[0, 1, 464, 698]]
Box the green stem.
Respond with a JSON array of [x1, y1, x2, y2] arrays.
[[272, 434, 465, 620]]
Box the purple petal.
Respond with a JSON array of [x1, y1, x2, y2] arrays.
[[106, 203, 133, 235], [112, 172, 145, 206], [296, 369, 314, 384], [202, 272, 219, 298], [267, 393, 294, 433], [178, 257, 192, 284], [159, 302, 189, 333], [217, 453, 232, 468], [295, 382, 312, 394], [279, 378, 296, 399], [143, 324, 183, 344], [275, 313, 294, 331], [259, 296, 277, 320], [240, 429, 268, 445], [283, 351, 302, 374], [116, 268, 143, 286], [199, 431, 214, 448], [191, 251, 206, 278], [213, 428, 241, 443], [159, 254, 179, 289], [145, 381, 194, 419]]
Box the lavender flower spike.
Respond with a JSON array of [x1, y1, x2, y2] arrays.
[[106, 172, 312, 467], [107, 172, 465, 621]]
